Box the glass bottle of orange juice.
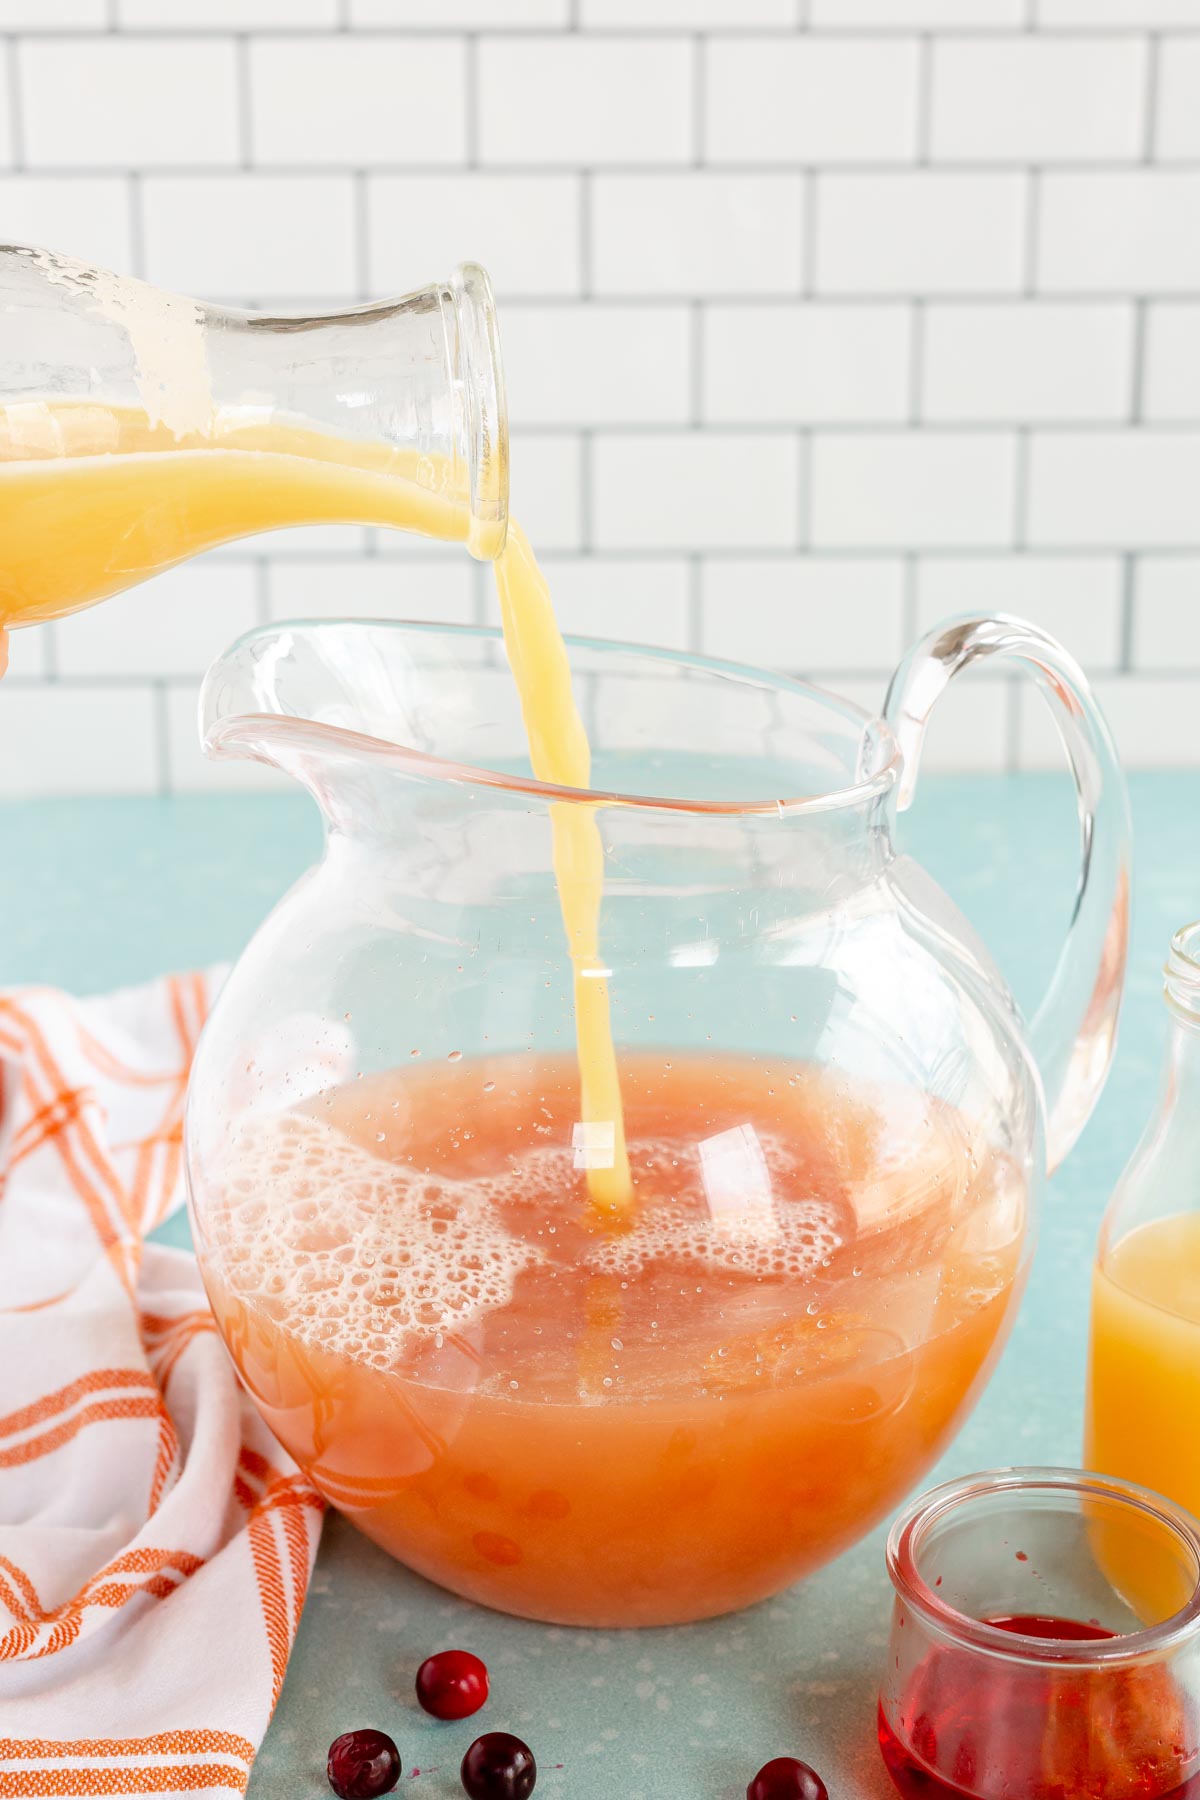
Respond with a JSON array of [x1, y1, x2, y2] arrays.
[[0, 244, 508, 637], [1086, 920, 1200, 1518]]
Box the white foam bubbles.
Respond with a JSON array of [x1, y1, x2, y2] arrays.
[[586, 1131, 847, 1282], [206, 1110, 541, 1367], [204, 1112, 853, 1376]]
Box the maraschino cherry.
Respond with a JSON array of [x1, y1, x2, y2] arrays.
[[326, 1728, 401, 1799], [416, 1648, 490, 1720], [747, 1756, 829, 1800], [461, 1730, 537, 1799]]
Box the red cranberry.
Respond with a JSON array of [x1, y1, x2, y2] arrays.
[[416, 1648, 490, 1720], [326, 1728, 401, 1799], [747, 1757, 828, 1800], [461, 1731, 537, 1799]]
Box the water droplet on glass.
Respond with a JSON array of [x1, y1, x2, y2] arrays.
[[610, 1337, 623, 1351], [447, 1049, 463, 1062], [483, 1080, 496, 1093]]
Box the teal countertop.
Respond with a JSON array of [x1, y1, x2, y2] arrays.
[[2, 774, 1196, 1800]]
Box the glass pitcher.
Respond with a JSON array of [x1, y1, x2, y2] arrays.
[[185, 611, 1130, 1629], [0, 244, 507, 634]]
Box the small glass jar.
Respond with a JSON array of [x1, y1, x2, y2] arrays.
[[879, 1468, 1200, 1800], [1086, 921, 1200, 1524]]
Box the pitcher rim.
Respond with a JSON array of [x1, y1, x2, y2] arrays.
[[202, 617, 903, 818]]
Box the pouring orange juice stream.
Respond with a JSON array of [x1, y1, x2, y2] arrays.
[[0, 400, 632, 1216], [0, 396, 1021, 1626]]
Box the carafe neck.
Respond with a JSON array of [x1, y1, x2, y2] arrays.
[[1, 249, 509, 564], [209, 261, 508, 559]]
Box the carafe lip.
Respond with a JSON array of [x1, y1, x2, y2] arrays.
[[202, 618, 902, 818]]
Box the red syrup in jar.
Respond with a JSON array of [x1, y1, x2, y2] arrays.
[[878, 1614, 1200, 1800]]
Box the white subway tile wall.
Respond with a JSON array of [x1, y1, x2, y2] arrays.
[[2, 6, 1200, 792]]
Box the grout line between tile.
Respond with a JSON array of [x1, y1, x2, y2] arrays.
[[902, 553, 918, 645], [692, 33, 704, 167], [127, 171, 146, 279], [0, 663, 1066, 694], [802, 169, 817, 296], [579, 428, 593, 553], [1120, 554, 1136, 671], [579, 168, 592, 297], [153, 681, 171, 799], [687, 554, 703, 654], [465, 33, 479, 168], [908, 299, 925, 425], [916, 32, 933, 165], [1023, 168, 1040, 298], [255, 560, 271, 629], [1130, 297, 1147, 423], [797, 429, 811, 550], [1013, 427, 1029, 548], [15, 156, 1200, 178], [12, 23, 1200, 43], [7, 37, 23, 169], [1142, 32, 1160, 164], [236, 33, 252, 169], [690, 299, 703, 429], [354, 167, 370, 300]]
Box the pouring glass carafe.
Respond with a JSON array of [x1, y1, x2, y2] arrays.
[[0, 244, 507, 633], [185, 612, 1130, 1629]]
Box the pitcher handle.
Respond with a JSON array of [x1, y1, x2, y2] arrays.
[[883, 613, 1132, 1175]]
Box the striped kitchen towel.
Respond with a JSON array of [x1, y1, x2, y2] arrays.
[[0, 975, 324, 1796]]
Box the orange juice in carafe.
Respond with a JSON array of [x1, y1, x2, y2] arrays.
[[0, 406, 485, 626]]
